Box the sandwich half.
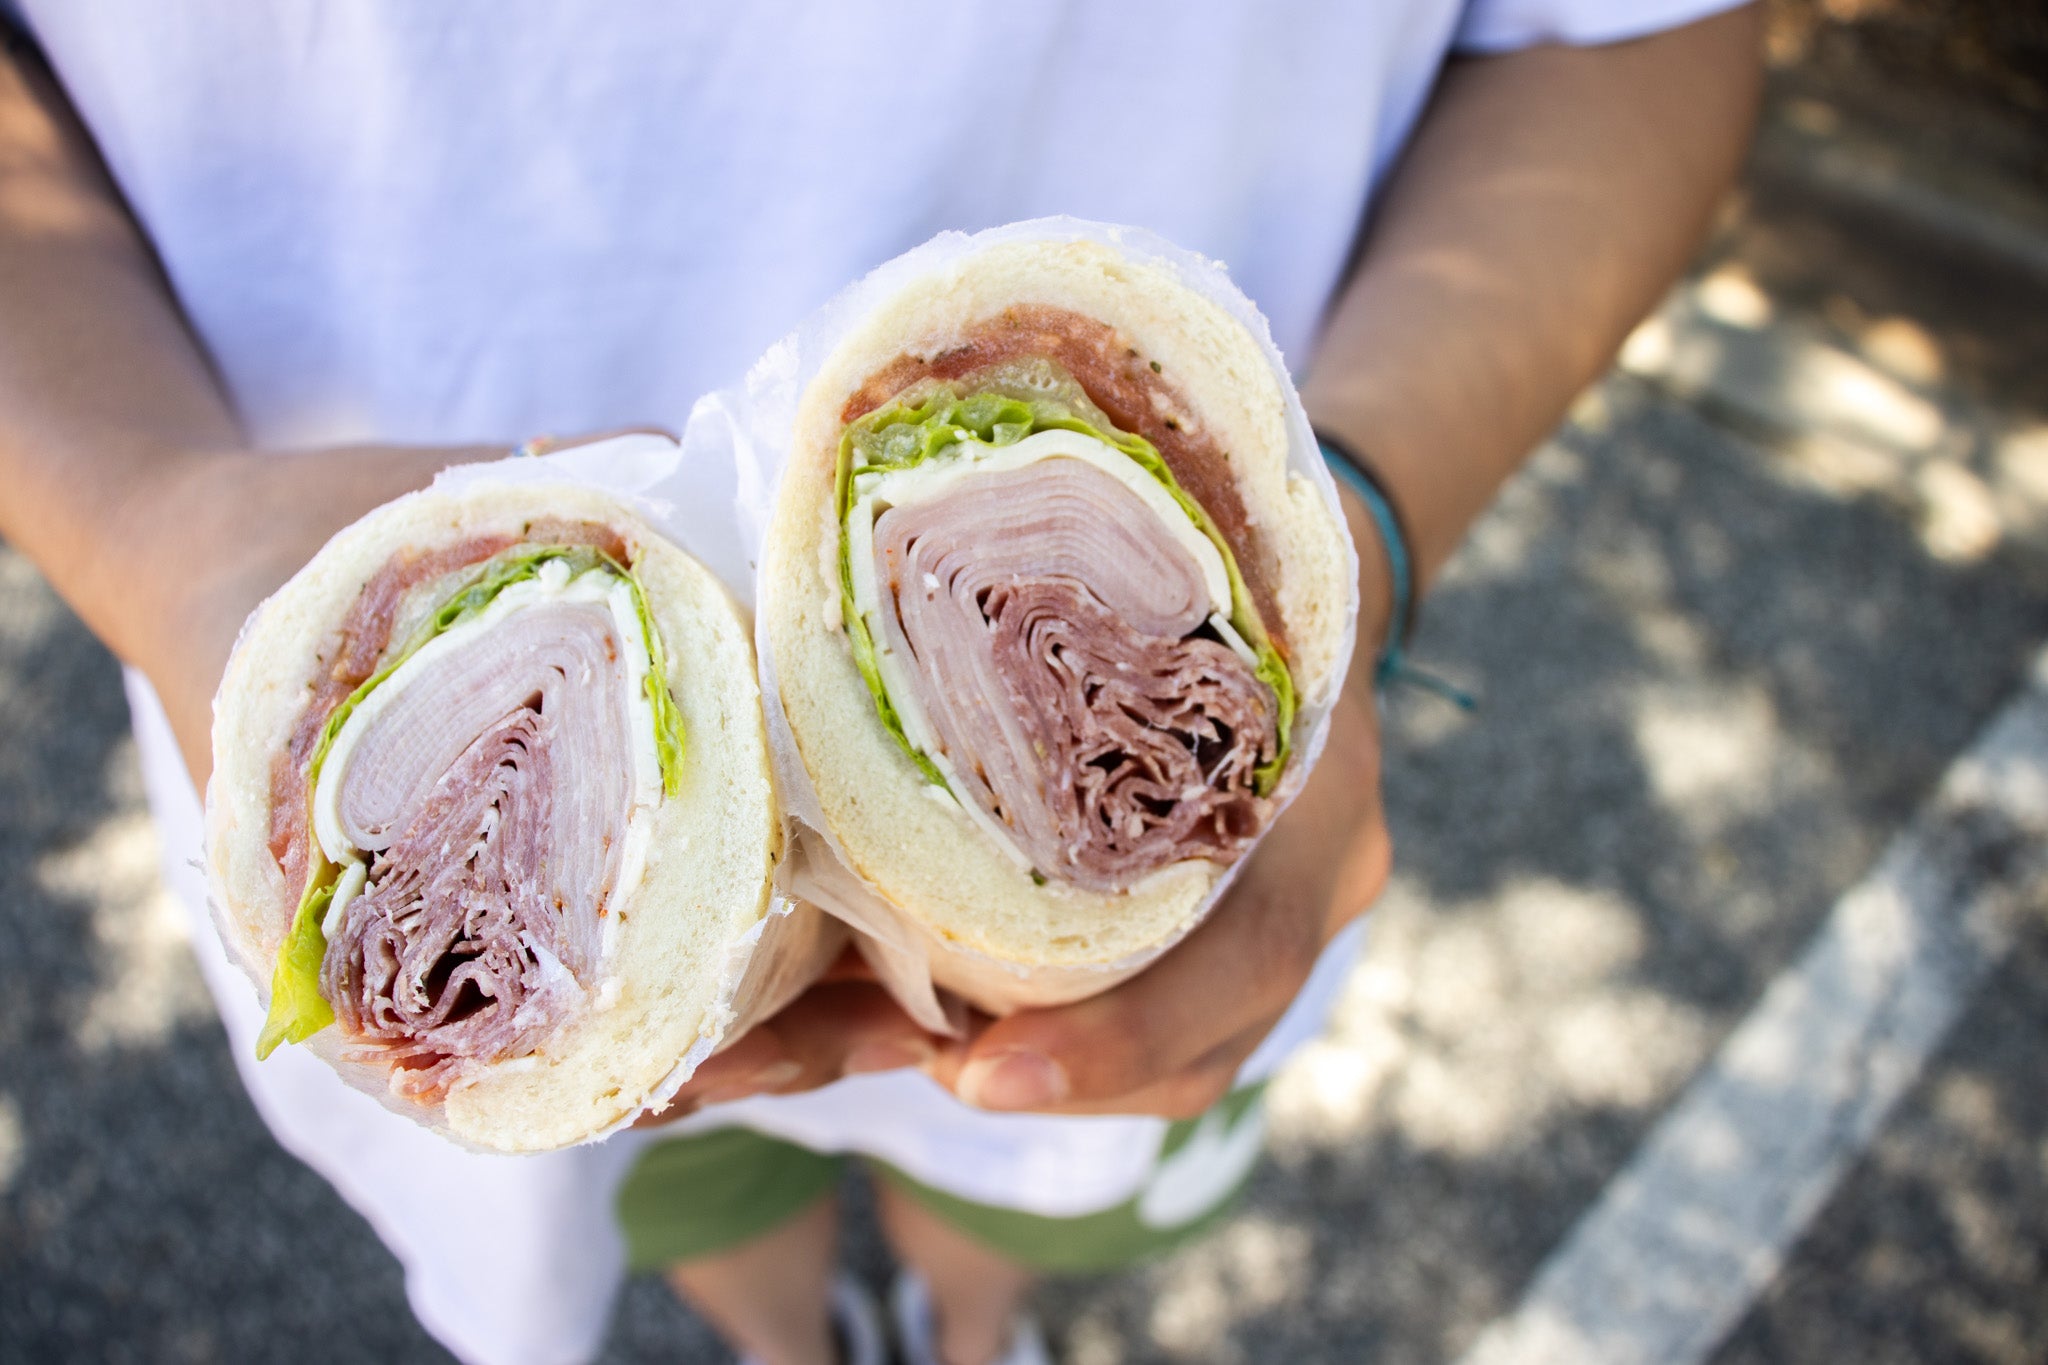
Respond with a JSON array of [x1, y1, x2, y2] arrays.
[[762, 233, 1353, 1008], [206, 480, 787, 1151]]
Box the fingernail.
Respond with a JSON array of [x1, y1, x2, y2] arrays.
[[958, 1050, 1068, 1110], [843, 1039, 935, 1076], [695, 1060, 803, 1107]]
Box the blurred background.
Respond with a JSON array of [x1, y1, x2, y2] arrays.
[[4, 2, 2046, 1361]]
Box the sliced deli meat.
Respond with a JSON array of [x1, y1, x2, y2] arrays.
[[314, 577, 656, 1100], [206, 476, 811, 1151], [865, 454, 1275, 890], [762, 227, 1355, 1012], [836, 374, 1295, 894]]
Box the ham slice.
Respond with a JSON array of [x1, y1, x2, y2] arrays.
[[840, 306, 1289, 660], [267, 519, 629, 896], [871, 457, 1275, 891], [317, 596, 642, 1099]]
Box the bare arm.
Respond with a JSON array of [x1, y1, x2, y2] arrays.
[[916, 7, 1766, 1118], [1305, 5, 1764, 591], [0, 32, 241, 666], [0, 34, 489, 782]]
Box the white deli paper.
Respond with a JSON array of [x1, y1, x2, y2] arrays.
[[691, 218, 1360, 1032], [207, 435, 843, 1150]]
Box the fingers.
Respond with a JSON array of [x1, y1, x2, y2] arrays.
[[931, 870, 1330, 1116], [636, 980, 940, 1126], [931, 1016, 1274, 1120], [931, 695, 1394, 1119]]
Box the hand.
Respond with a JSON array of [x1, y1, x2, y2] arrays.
[[927, 684, 1391, 1117], [633, 948, 944, 1125], [120, 443, 505, 788], [636, 682, 1390, 1125], [638, 480, 1399, 1123]]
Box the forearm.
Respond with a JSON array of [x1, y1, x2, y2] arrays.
[[1304, 5, 1762, 607], [0, 37, 491, 785], [0, 35, 245, 668]]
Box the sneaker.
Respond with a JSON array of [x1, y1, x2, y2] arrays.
[[889, 1271, 1051, 1365], [737, 1272, 885, 1365]]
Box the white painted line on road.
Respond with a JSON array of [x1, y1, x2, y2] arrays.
[[1454, 645, 2048, 1365]]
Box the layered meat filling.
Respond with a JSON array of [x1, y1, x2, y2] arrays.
[[838, 322, 1296, 893], [257, 530, 685, 1102]]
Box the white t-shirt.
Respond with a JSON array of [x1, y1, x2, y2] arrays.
[[19, 4, 1739, 1362]]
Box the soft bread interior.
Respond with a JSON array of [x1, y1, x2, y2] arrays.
[[765, 239, 1349, 973], [206, 483, 779, 1151]]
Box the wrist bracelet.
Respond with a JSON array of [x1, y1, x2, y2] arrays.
[[1316, 431, 1475, 709]]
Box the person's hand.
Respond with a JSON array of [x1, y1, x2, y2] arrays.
[[121, 443, 502, 788], [633, 948, 944, 1126], [925, 683, 1390, 1116], [636, 680, 1390, 1125], [911, 473, 1399, 1117], [637, 480, 1399, 1123]]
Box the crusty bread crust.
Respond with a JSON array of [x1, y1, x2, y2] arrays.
[[763, 238, 1349, 982], [206, 483, 779, 1151]]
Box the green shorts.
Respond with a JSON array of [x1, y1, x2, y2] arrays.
[[617, 1082, 1269, 1274]]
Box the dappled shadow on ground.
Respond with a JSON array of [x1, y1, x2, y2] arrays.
[[1763, 1, 2048, 196], [1025, 239, 2048, 1359]]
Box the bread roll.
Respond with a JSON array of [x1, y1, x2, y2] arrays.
[[761, 234, 1352, 1008], [207, 480, 802, 1152]]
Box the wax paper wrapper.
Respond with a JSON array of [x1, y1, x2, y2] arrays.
[[691, 218, 1359, 1032], [205, 436, 843, 1151]]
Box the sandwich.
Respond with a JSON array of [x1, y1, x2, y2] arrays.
[[760, 231, 1353, 1011], [206, 477, 803, 1151]]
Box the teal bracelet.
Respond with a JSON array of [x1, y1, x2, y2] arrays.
[[1318, 433, 1475, 709]]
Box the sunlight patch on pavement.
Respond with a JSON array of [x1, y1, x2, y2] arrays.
[[1992, 424, 2048, 543], [1633, 683, 1781, 814], [1634, 685, 1777, 809], [1994, 425, 2048, 501], [1269, 878, 1710, 1159], [1694, 265, 1773, 330], [1795, 345, 1947, 453], [1630, 607, 1714, 672], [1774, 426, 1912, 499], [0, 548, 60, 643], [1146, 1214, 1311, 1360], [1545, 990, 1716, 1111], [1062, 1314, 1127, 1365], [1915, 459, 2004, 564], [1856, 316, 1945, 387], [1443, 440, 1585, 587], [35, 808, 211, 1052], [1620, 315, 1676, 375], [0, 1093, 23, 1193], [1622, 285, 1950, 456]]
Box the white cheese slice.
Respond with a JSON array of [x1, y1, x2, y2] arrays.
[[320, 858, 367, 939], [851, 428, 1233, 611], [311, 563, 665, 884]]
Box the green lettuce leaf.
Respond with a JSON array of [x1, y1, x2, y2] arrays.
[[256, 874, 337, 1059], [256, 542, 687, 1057], [836, 373, 1296, 799]]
